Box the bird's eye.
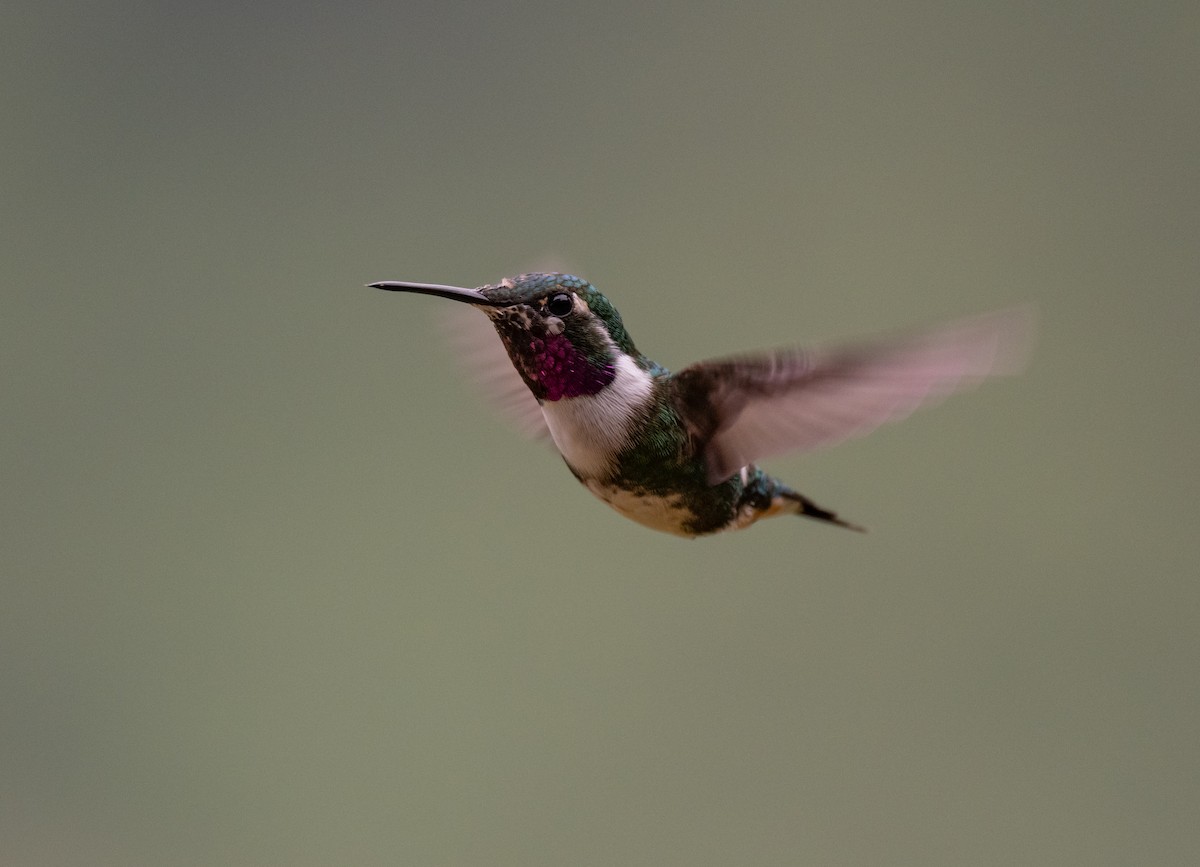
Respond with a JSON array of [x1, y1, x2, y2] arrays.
[[546, 293, 573, 317]]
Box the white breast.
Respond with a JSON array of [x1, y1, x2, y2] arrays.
[[540, 353, 655, 479]]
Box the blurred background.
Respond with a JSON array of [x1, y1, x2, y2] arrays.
[[3, 2, 1198, 864]]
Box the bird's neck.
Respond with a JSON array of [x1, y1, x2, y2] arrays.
[[530, 332, 616, 401], [539, 352, 657, 480]]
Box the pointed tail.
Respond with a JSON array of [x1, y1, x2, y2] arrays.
[[777, 487, 867, 533]]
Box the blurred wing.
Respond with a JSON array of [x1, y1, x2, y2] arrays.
[[675, 306, 1034, 484], [439, 305, 550, 441]]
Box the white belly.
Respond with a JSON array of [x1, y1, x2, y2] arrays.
[[584, 481, 695, 537]]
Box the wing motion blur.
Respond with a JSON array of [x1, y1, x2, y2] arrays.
[[672, 306, 1033, 484]]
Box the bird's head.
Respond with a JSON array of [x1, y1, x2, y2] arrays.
[[371, 273, 641, 401]]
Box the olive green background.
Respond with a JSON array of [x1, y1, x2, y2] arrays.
[[4, 2, 1198, 865]]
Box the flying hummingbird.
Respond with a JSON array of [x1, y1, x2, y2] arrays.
[[370, 273, 1029, 538]]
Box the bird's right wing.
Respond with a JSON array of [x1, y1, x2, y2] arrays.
[[673, 306, 1034, 484]]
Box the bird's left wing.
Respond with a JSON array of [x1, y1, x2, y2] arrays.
[[672, 307, 1033, 484], [440, 305, 551, 440]]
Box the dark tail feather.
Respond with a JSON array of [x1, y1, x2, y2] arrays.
[[781, 489, 867, 533]]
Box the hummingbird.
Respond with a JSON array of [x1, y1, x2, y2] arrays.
[[370, 273, 1029, 538]]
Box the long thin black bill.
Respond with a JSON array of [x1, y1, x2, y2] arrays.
[[368, 281, 499, 306]]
